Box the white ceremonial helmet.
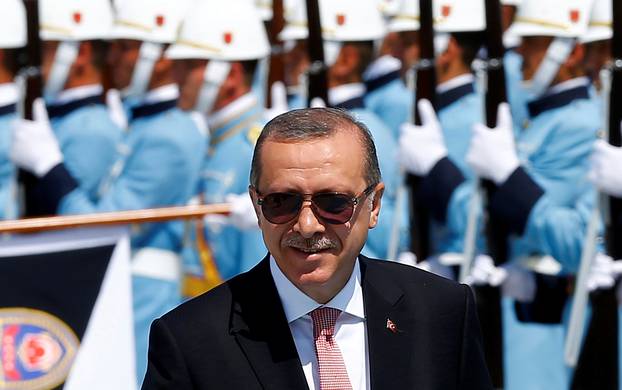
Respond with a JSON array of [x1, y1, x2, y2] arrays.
[[508, 0, 593, 38], [580, 0, 612, 44], [433, 0, 485, 56], [110, 0, 190, 44], [279, 0, 308, 42], [319, 0, 387, 65], [434, 0, 486, 33], [110, 0, 192, 99], [376, 0, 401, 19], [166, 0, 269, 62], [276, 0, 386, 71], [40, 0, 113, 42], [0, 0, 27, 49], [255, 0, 274, 22], [319, 0, 386, 43], [166, 0, 270, 114], [388, 0, 420, 33], [508, 0, 594, 97], [39, 0, 114, 100]]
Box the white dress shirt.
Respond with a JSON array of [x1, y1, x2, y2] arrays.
[[270, 256, 370, 390]]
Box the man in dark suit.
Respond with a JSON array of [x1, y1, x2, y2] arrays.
[[142, 108, 493, 389]]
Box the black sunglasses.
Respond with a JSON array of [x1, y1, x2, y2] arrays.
[[254, 184, 377, 225]]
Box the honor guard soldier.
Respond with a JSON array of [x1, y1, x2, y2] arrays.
[[398, 0, 486, 274], [364, 0, 414, 140], [107, 0, 205, 383], [0, 0, 25, 220], [463, 0, 599, 388], [165, 0, 269, 282], [12, 0, 123, 215], [12, 0, 206, 384]]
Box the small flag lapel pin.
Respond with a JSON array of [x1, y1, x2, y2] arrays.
[[386, 318, 398, 333]]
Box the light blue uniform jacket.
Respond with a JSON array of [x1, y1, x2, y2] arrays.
[[488, 82, 600, 390], [47, 94, 122, 200], [336, 96, 408, 259], [198, 95, 267, 281], [364, 70, 413, 140], [0, 105, 17, 220]]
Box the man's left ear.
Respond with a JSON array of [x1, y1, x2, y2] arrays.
[[248, 186, 262, 227], [368, 183, 384, 229]]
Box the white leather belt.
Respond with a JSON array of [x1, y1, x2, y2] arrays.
[[131, 248, 182, 281]]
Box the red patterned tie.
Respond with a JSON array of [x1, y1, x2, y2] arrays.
[[310, 307, 353, 390]]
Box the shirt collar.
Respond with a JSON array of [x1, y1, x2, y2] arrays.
[[436, 73, 474, 94], [544, 76, 590, 96], [142, 84, 180, 105], [363, 55, 402, 82], [0, 83, 19, 107], [270, 255, 365, 323], [208, 92, 258, 129], [328, 83, 366, 107], [53, 84, 103, 105]]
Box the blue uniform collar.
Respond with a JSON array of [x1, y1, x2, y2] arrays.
[[334, 96, 366, 110], [364, 70, 402, 94], [47, 94, 103, 119], [0, 103, 16, 116], [130, 99, 178, 120], [527, 85, 590, 118], [436, 82, 475, 111]]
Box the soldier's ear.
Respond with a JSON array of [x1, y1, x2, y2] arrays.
[[565, 43, 585, 69]]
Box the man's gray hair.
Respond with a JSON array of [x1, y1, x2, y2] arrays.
[[250, 108, 382, 188]]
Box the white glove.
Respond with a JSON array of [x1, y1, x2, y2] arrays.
[[106, 88, 128, 129], [500, 263, 536, 302], [464, 254, 508, 287], [587, 252, 622, 291], [310, 97, 326, 108], [264, 81, 288, 121], [588, 139, 622, 198], [225, 192, 259, 230], [416, 255, 455, 280], [10, 98, 63, 177], [466, 103, 520, 185], [396, 251, 417, 267], [398, 99, 448, 176]]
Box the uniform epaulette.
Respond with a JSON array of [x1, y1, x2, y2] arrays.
[[246, 123, 263, 146]]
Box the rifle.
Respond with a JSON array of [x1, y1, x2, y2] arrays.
[[462, 0, 508, 386], [407, 0, 436, 261], [570, 1, 621, 387], [304, 0, 328, 106], [20, 0, 44, 217], [22, 0, 42, 122], [265, 0, 285, 108]]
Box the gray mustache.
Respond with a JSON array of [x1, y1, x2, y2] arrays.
[[283, 235, 337, 251]]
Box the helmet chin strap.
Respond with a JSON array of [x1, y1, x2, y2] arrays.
[[123, 41, 164, 101], [194, 60, 231, 114], [523, 37, 575, 98], [44, 41, 80, 101], [323, 41, 342, 68]]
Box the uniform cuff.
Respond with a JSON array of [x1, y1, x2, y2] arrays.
[[513, 274, 569, 324], [419, 157, 465, 223], [489, 167, 544, 235], [36, 163, 79, 215]]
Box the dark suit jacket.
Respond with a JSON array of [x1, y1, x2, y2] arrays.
[[142, 255, 493, 389]]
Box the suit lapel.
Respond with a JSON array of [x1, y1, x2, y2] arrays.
[[230, 256, 309, 390], [360, 256, 417, 389]]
